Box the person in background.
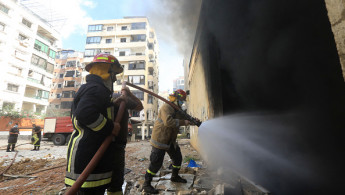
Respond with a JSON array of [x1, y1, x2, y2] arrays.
[[107, 88, 143, 195], [31, 124, 42, 151], [7, 123, 19, 152]]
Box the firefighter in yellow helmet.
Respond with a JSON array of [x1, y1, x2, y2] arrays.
[[143, 89, 196, 194], [65, 53, 124, 194]]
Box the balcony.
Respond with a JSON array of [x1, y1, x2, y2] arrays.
[[22, 96, 49, 106], [115, 29, 147, 36], [116, 41, 147, 48], [26, 78, 50, 91], [117, 54, 146, 62]]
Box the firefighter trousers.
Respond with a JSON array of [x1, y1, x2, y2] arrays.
[[107, 145, 125, 193], [146, 143, 182, 179]]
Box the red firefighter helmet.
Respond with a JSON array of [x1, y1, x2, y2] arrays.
[[174, 89, 187, 101], [85, 53, 123, 73]]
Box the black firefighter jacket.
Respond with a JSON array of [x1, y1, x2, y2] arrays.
[[65, 74, 115, 189]]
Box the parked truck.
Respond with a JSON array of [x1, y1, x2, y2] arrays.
[[43, 116, 73, 145]]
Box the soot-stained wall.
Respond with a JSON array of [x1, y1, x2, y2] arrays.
[[189, 0, 345, 194]]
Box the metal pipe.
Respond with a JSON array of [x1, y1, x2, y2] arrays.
[[66, 83, 127, 195]]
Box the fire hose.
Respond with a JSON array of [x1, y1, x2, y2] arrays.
[[125, 82, 202, 127], [66, 82, 128, 195], [66, 82, 201, 194]]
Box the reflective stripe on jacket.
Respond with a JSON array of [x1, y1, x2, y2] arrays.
[[150, 103, 186, 150], [65, 74, 115, 189]]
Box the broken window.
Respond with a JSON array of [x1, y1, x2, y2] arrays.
[[148, 43, 154, 50], [148, 67, 154, 75]]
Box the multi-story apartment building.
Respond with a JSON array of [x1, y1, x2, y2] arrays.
[[173, 76, 185, 91], [0, 0, 60, 115], [48, 50, 83, 116], [84, 17, 159, 136]]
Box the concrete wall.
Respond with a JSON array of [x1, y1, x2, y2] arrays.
[[325, 0, 345, 80]]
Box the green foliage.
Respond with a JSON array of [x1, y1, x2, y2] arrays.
[[183, 155, 199, 163]]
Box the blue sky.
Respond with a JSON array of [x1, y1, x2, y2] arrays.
[[60, 0, 185, 92]]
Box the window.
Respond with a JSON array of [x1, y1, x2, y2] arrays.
[[149, 32, 155, 38], [2, 102, 14, 110], [148, 81, 154, 90], [148, 95, 153, 104], [55, 105, 60, 109], [128, 61, 145, 70], [148, 43, 154, 50], [131, 34, 146, 42], [121, 26, 127, 30], [7, 84, 19, 92], [59, 74, 64, 78], [107, 26, 113, 31], [31, 54, 47, 69], [22, 18, 32, 28], [47, 63, 54, 74], [120, 38, 126, 43], [119, 51, 126, 56], [0, 22, 5, 31], [86, 36, 101, 44], [18, 34, 27, 40], [8, 66, 22, 76], [60, 65, 65, 69], [65, 71, 75, 77], [88, 24, 103, 32], [85, 49, 101, 57], [65, 81, 75, 87], [131, 110, 140, 117], [34, 40, 49, 54], [106, 39, 112, 43], [66, 61, 76, 67], [37, 90, 49, 99], [131, 22, 146, 30], [61, 101, 73, 109], [49, 49, 56, 59], [62, 91, 75, 98], [128, 75, 145, 85], [0, 3, 9, 14], [132, 91, 144, 100], [148, 67, 154, 75], [57, 84, 62, 88], [57, 94, 61, 98]]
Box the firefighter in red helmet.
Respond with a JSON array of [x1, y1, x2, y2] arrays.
[[143, 89, 196, 194], [65, 53, 124, 194]]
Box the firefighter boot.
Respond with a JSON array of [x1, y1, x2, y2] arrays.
[[171, 168, 187, 183], [31, 146, 37, 151], [36, 146, 40, 151], [143, 172, 159, 194], [11, 144, 16, 152], [6, 144, 11, 152]]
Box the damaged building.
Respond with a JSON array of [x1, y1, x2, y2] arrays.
[[186, 0, 345, 194]]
